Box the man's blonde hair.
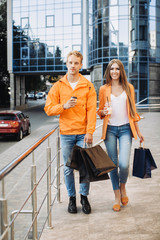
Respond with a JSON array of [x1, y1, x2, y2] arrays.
[[67, 50, 83, 63]]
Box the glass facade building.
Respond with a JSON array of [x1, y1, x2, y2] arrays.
[[12, 0, 83, 73], [8, 0, 160, 109], [88, 0, 160, 101]]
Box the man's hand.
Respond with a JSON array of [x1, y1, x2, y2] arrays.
[[84, 133, 93, 144], [63, 98, 77, 109]]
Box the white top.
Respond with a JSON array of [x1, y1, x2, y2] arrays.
[[108, 91, 129, 126], [69, 81, 78, 90]]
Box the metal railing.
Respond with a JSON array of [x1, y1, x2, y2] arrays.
[[0, 125, 61, 240], [136, 96, 160, 110]]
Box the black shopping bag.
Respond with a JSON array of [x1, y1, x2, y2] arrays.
[[66, 145, 116, 183], [132, 145, 157, 179]]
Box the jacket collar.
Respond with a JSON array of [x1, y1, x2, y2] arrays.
[[60, 73, 88, 89]]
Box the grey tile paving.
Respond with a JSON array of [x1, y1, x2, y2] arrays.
[[40, 112, 160, 240]]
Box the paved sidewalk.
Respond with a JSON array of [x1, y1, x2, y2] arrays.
[[40, 112, 160, 240]]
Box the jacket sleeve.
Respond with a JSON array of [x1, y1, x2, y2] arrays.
[[44, 83, 64, 116], [97, 86, 105, 119], [130, 84, 141, 122], [86, 82, 97, 135]]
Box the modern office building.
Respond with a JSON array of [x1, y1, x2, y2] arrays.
[[7, 0, 160, 109], [88, 0, 160, 101]]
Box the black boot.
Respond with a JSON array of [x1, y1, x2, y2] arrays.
[[80, 195, 91, 214], [68, 196, 77, 213]]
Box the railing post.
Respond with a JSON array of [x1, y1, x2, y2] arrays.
[[46, 146, 52, 228], [56, 130, 61, 202], [0, 179, 8, 240], [31, 152, 38, 240]]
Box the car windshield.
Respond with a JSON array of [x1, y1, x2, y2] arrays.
[[0, 114, 17, 120]]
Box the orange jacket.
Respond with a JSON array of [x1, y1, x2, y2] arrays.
[[44, 74, 97, 135], [97, 83, 140, 140]]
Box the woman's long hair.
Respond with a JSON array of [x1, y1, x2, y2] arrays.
[[104, 59, 136, 118]]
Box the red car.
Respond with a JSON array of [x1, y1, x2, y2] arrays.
[[0, 110, 31, 141]]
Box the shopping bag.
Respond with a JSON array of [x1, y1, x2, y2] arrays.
[[132, 143, 157, 179], [66, 144, 116, 183]]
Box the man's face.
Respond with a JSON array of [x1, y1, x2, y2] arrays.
[[66, 55, 82, 76]]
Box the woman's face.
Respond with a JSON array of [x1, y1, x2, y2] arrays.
[[110, 63, 121, 81]]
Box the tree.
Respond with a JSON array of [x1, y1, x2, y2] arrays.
[[0, 0, 10, 107], [25, 75, 47, 93]]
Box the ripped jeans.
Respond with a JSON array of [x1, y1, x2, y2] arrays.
[[60, 134, 90, 197], [104, 124, 132, 190]]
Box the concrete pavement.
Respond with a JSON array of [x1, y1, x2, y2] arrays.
[[40, 112, 160, 240]]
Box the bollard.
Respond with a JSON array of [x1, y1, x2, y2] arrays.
[[56, 130, 61, 202], [47, 147, 52, 228]]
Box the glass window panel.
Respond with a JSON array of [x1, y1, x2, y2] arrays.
[[46, 15, 55, 27], [73, 2, 81, 8], [110, 6, 118, 17], [64, 26, 72, 34], [72, 45, 81, 51], [119, 20, 128, 45], [30, 6, 37, 11], [46, 28, 54, 35], [139, 25, 147, 40], [140, 80, 148, 98], [30, 13, 37, 29], [131, 6, 134, 18], [55, 10, 63, 26], [21, 17, 29, 29], [13, 13, 21, 26], [110, 20, 118, 31], [110, 31, 118, 46], [120, 0, 128, 4], [119, 6, 128, 16], [103, 22, 109, 47], [150, 6, 156, 17], [21, 0, 29, 6], [55, 3, 63, 9], [110, 0, 117, 5], [21, 47, 29, 59], [38, 0, 45, 4], [73, 26, 81, 34], [72, 13, 81, 25], [103, 7, 109, 18], [13, 0, 20, 7], [29, 0, 37, 6], [38, 11, 45, 28], [64, 9, 72, 26], [131, 29, 135, 42], [110, 47, 118, 56], [119, 47, 128, 56], [103, 0, 109, 8], [46, 46, 55, 58], [64, 2, 72, 8], [38, 43, 46, 58]]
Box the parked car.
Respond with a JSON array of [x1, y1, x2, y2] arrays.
[[36, 92, 46, 99], [0, 110, 31, 141], [28, 92, 37, 100]]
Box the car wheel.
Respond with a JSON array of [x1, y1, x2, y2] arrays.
[[17, 129, 23, 141], [27, 125, 31, 135]]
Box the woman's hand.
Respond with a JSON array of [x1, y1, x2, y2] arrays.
[[137, 131, 144, 143]]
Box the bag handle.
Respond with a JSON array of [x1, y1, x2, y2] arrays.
[[83, 142, 92, 148], [140, 141, 145, 149]]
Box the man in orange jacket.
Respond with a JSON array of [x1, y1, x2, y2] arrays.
[[44, 51, 97, 214]]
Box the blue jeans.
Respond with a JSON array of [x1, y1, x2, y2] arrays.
[[60, 134, 90, 197], [104, 124, 132, 190]]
